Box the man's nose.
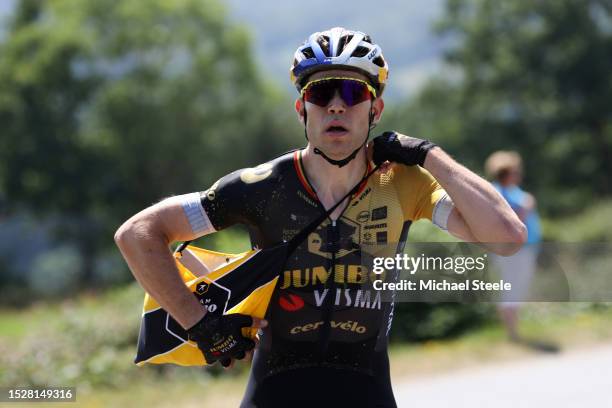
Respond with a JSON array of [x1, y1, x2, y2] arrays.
[[327, 91, 346, 114]]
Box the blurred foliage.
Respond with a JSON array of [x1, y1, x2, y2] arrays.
[[391, 302, 494, 342], [0, 0, 300, 289], [542, 200, 612, 242], [384, 0, 612, 216], [0, 284, 144, 388], [28, 245, 83, 296]]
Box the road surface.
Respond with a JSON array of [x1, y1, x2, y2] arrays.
[[393, 343, 612, 407]]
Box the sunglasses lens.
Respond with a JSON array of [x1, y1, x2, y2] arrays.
[[304, 82, 336, 106], [339, 80, 371, 106], [303, 79, 372, 107]]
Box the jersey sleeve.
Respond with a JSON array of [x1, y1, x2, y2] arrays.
[[393, 164, 447, 221], [199, 169, 255, 231]]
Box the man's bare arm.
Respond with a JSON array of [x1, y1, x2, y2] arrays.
[[424, 148, 527, 254], [114, 196, 208, 329]]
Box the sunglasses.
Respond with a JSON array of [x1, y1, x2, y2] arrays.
[[301, 77, 377, 107]]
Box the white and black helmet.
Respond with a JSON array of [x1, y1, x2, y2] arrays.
[[290, 27, 389, 95]]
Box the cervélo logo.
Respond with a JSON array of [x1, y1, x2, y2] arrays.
[[290, 320, 367, 334]]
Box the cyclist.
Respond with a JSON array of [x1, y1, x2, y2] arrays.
[[115, 27, 526, 407]]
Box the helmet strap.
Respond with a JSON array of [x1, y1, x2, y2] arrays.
[[304, 100, 375, 168]]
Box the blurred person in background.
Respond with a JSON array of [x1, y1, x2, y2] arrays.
[[485, 151, 557, 352]]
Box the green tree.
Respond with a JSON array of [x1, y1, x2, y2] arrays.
[[0, 0, 299, 286], [386, 0, 612, 215]]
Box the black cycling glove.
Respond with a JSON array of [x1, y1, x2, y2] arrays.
[[187, 312, 256, 367], [372, 131, 437, 167]]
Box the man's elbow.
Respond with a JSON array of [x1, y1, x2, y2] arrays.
[[493, 218, 527, 256], [505, 215, 527, 244], [114, 220, 136, 251], [114, 216, 153, 250]]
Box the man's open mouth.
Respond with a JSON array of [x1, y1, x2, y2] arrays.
[[326, 125, 348, 134]]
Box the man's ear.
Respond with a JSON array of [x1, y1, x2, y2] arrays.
[[295, 98, 305, 125], [371, 97, 385, 126]]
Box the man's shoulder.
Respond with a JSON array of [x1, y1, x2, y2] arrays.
[[200, 150, 299, 227], [249, 150, 296, 175], [232, 150, 296, 185], [208, 150, 297, 194], [387, 162, 437, 184]]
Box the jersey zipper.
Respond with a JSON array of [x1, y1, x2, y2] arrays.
[[318, 219, 338, 357]]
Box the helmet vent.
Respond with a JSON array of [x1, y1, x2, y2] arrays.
[[372, 56, 385, 67], [352, 46, 370, 58], [317, 36, 330, 56], [337, 35, 354, 54], [302, 47, 315, 59]]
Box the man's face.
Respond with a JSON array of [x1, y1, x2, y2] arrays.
[[295, 69, 384, 160], [504, 167, 523, 186]]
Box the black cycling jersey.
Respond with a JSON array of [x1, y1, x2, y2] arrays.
[[200, 150, 445, 408]]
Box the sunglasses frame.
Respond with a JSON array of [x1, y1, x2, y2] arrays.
[[300, 77, 377, 107]]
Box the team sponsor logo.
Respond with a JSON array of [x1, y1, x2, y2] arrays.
[[297, 190, 318, 207], [314, 288, 382, 310], [357, 211, 370, 223], [376, 231, 388, 244], [204, 178, 221, 201], [240, 163, 273, 184], [308, 218, 360, 259], [364, 222, 387, 230], [192, 278, 230, 315], [195, 282, 209, 295], [278, 293, 305, 312], [280, 264, 382, 289], [384, 268, 401, 338], [290, 320, 367, 335], [278, 266, 384, 311], [210, 334, 238, 355], [371, 206, 387, 221], [351, 187, 372, 206], [198, 298, 218, 313]]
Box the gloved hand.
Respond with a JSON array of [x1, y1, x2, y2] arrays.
[[187, 312, 256, 367], [372, 131, 437, 167]]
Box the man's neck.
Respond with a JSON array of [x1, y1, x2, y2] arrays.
[[301, 144, 368, 205]]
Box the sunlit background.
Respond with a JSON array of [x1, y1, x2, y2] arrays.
[[1, 0, 611, 406]]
